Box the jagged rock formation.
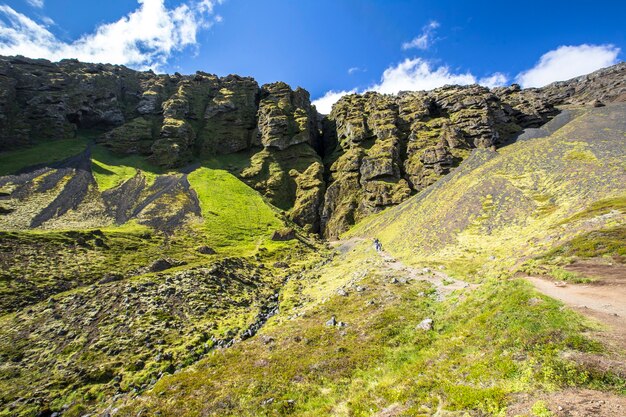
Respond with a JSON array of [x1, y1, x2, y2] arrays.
[[527, 61, 626, 105], [1, 55, 624, 237], [320, 85, 556, 236], [0, 55, 324, 231], [0, 57, 319, 166], [319, 63, 626, 237]]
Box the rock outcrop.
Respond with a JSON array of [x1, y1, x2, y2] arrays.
[[0, 55, 324, 231], [0, 56, 319, 165], [1, 55, 624, 237], [525, 62, 626, 106], [318, 63, 626, 237], [0, 57, 136, 150], [319, 85, 556, 237]]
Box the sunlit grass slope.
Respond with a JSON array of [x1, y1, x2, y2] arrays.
[[116, 241, 621, 417], [90, 145, 161, 191], [187, 167, 287, 253], [0, 165, 317, 417], [348, 104, 626, 280]]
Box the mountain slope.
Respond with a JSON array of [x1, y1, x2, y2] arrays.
[[1, 59, 625, 417], [2, 56, 624, 237], [98, 104, 626, 417], [0, 150, 328, 416], [349, 103, 626, 279]]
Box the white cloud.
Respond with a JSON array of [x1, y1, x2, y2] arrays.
[[371, 58, 476, 94], [312, 89, 357, 114], [402, 20, 439, 51], [26, 0, 44, 8], [313, 58, 509, 113], [41, 16, 54, 26], [478, 72, 508, 88], [0, 0, 223, 71], [516, 44, 620, 88], [347, 66, 364, 75]]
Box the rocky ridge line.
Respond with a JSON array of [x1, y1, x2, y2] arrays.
[[0, 56, 624, 236]]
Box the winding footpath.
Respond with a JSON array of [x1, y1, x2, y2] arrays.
[[334, 238, 477, 300]]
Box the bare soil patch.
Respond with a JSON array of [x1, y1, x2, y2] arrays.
[[525, 261, 626, 390], [508, 388, 626, 417]]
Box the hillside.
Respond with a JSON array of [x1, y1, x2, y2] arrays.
[[2, 57, 624, 237], [0, 57, 625, 417], [348, 103, 626, 278], [109, 103, 626, 416]]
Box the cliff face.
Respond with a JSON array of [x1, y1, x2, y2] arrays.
[[1, 56, 624, 236], [319, 63, 626, 237], [0, 56, 325, 231], [0, 56, 320, 160], [320, 85, 559, 236]]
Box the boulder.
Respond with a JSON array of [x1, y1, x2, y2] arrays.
[[148, 259, 173, 272], [416, 318, 434, 331], [197, 246, 216, 255], [271, 228, 296, 241], [98, 273, 123, 285]]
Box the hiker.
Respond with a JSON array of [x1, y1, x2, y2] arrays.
[[373, 238, 382, 252]]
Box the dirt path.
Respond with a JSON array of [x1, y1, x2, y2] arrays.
[[333, 238, 477, 300], [508, 388, 626, 417], [376, 249, 477, 299], [524, 262, 626, 407], [525, 261, 626, 354], [527, 276, 626, 318]]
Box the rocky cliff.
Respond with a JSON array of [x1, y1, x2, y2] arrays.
[[1, 56, 624, 237], [0, 56, 325, 231], [320, 85, 555, 236]]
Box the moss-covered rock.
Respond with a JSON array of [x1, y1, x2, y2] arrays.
[[319, 83, 564, 237], [0, 57, 322, 172], [290, 161, 326, 232], [239, 144, 325, 232], [199, 75, 260, 155], [1, 56, 624, 236], [100, 117, 155, 155], [257, 82, 319, 150]]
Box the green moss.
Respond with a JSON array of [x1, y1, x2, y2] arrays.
[[187, 167, 286, 253], [545, 227, 626, 260], [549, 267, 592, 284], [559, 195, 626, 225], [531, 400, 553, 417], [564, 149, 598, 163], [90, 145, 161, 191]]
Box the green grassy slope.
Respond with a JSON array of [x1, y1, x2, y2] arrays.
[[0, 142, 325, 416], [108, 105, 626, 416], [187, 167, 286, 253], [90, 145, 162, 191], [114, 240, 621, 417], [348, 104, 626, 280]]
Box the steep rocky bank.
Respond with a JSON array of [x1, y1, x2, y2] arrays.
[[1, 56, 624, 236]]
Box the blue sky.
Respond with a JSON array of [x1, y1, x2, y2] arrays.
[[1, 0, 624, 112]]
